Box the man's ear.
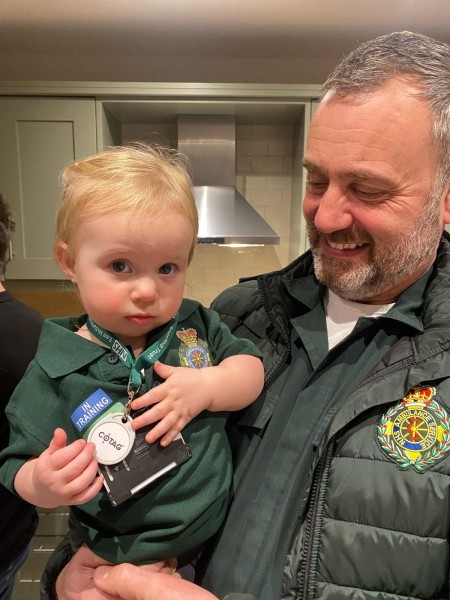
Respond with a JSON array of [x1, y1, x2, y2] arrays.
[[55, 242, 77, 282], [442, 183, 450, 226]]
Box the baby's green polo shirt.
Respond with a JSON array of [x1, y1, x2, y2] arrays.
[[0, 298, 262, 565]]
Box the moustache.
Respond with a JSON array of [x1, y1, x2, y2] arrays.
[[307, 223, 370, 246]]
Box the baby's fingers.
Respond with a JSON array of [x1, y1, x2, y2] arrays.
[[55, 442, 98, 484], [130, 386, 164, 411], [68, 472, 104, 505], [132, 402, 167, 431], [47, 428, 68, 453], [159, 428, 182, 447], [60, 456, 102, 503], [145, 412, 184, 446], [43, 438, 90, 471]]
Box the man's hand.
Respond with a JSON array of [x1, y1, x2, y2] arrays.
[[14, 428, 103, 507], [56, 544, 117, 600], [56, 545, 180, 600], [94, 563, 219, 600]]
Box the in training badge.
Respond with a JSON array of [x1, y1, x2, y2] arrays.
[[377, 386, 450, 473]]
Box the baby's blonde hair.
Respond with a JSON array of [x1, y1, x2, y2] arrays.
[[56, 143, 198, 262]]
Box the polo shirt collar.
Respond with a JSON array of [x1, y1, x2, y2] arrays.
[[36, 301, 199, 379], [381, 267, 432, 332], [283, 266, 431, 333], [36, 317, 108, 378]]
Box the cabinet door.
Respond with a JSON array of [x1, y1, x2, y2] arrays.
[[0, 97, 97, 278]]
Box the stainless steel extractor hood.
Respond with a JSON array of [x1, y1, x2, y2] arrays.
[[177, 114, 280, 245]]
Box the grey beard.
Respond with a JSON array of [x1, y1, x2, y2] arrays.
[[308, 191, 443, 302]]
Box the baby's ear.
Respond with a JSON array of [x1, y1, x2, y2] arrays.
[[55, 241, 77, 282]]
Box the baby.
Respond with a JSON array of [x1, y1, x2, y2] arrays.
[[0, 144, 264, 594]]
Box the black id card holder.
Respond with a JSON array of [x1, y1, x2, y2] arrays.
[[99, 422, 192, 507]]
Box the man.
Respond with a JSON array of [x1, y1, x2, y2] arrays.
[[57, 30, 450, 599], [0, 194, 43, 599]]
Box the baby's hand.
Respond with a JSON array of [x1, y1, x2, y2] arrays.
[[23, 428, 103, 507], [130, 361, 213, 446]]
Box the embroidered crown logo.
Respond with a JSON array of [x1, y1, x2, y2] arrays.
[[377, 386, 450, 473], [176, 328, 212, 369]]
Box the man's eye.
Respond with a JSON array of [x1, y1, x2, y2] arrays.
[[353, 188, 385, 201], [111, 260, 131, 273], [306, 181, 328, 195], [159, 263, 176, 275]]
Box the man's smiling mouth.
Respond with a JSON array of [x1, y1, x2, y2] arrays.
[[327, 241, 366, 250]]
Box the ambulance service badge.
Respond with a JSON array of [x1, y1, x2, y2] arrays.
[[377, 386, 450, 473], [176, 328, 212, 369]]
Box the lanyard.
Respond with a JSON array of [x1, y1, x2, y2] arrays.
[[86, 314, 179, 417]]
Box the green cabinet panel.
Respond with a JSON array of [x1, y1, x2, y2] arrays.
[[0, 97, 97, 278]]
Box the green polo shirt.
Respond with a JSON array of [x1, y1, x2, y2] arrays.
[[0, 298, 262, 565], [202, 270, 430, 600]]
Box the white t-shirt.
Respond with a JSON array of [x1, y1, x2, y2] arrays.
[[325, 289, 394, 350]]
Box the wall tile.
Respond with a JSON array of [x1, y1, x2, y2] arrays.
[[268, 139, 293, 157], [237, 139, 269, 157], [266, 175, 292, 191], [245, 175, 267, 189], [251, 155, 285, 174], [247, 188, 282, 207]]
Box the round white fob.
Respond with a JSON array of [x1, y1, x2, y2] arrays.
[[88, 413, 135, 465]]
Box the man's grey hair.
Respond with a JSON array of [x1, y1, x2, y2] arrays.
[[0, 194, 15, 275], [322, 31, 450, 189]]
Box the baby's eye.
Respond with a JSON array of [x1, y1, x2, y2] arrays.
[[159, 263, 176, 275], [110, 260, 131, 273]]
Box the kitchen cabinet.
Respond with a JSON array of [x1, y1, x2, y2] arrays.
[[0, 97, 97, 278]]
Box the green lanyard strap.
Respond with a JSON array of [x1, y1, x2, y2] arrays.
[[86, 314, 179, 400]]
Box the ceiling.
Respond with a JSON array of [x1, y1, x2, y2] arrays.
[[1, 0, 449, 84]]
